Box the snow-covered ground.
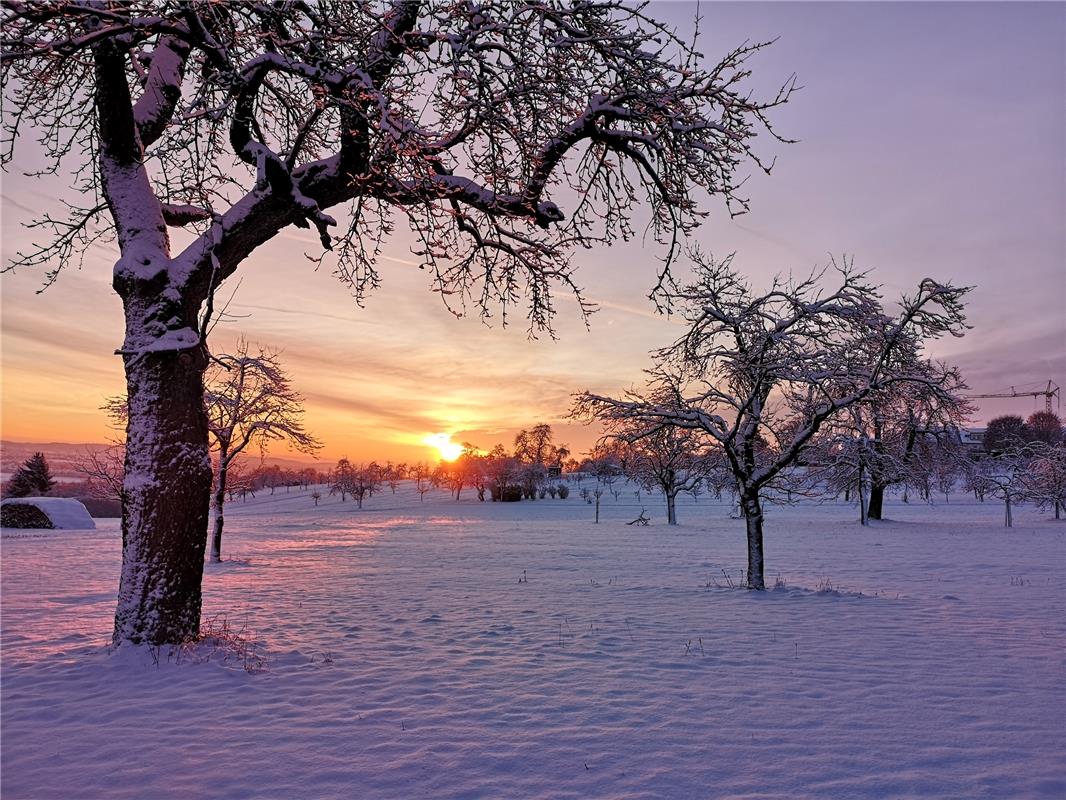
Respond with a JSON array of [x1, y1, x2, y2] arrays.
[[2, 483, 1064, 799]]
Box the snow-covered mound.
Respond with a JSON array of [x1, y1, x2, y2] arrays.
[[1, 497, 96, 529]]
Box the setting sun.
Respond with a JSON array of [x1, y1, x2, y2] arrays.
[[423, 433, 464, 462]]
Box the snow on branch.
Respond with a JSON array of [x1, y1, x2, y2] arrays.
[[575, 250, 971, 497]]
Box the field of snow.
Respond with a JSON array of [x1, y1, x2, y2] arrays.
[[2, 482, 1064, 799]]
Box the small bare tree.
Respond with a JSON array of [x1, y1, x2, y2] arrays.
[[206, 341, 320, 561], [74, 444, 127, 503], [410, 461, 433, 502], [576, 252, 969, 588]]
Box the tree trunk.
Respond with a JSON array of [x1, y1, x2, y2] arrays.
[[113, 340, 212, 646], [210, 457, 228, 563], [1004, 494, 1012, 528], [666, 492, 677, 525], [740, 492, 765, 590], [595, 492, 600, 524], [868, 481, 885, 520]]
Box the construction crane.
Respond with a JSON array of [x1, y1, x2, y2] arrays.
[[966, 380, 1061, 414]]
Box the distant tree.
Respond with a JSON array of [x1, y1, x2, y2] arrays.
[[433, 445, 482, 501], [482, 445, 522, 501], [973, 448, 1031, 528], [330, 458, 355, 503], [2, 1, 793, 645], [383, 463, 408, 494], [1025, 412, 1063, 446], [576, 252, 969, 588], [588, 386, 717, 524], [206, 342, 321, 562], [1024, 444, 1066, 519], [513, 424, 570, 499], [6, 452, 56, 498], [410, 462, 433, 502], [329, 459, 380, 509], [582, 442, 625, 523], [815, 356, 971, 522], [984, 416, 1028, 454]]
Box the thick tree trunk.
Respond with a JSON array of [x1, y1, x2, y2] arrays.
[[740, 492, 765, 590], [868, 482, 885, 520], [113, 337, 212, 646], [666, 492, 677, 525], [210, 459, 228, 563], [1004, 495, 1012, 528]]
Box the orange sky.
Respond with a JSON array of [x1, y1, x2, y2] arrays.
[[2, 4, 1064, 465]]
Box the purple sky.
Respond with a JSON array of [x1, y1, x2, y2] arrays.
[[2, 1, 1063, 460]]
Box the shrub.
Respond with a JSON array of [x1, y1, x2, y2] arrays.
[[1, 503, 54, 528]]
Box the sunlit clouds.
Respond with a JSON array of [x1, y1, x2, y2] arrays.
[[422, 433, 464, 462]]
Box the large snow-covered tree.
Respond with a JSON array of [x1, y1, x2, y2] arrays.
[[205, 340, 320, 562], [1, 1, 793, 644], [576, 252, 969, 589]]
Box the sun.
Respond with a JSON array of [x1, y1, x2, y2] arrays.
[[423, 433, 464, 462]]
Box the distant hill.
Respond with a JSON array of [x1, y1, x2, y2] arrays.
[[1, 440, 323, 481]]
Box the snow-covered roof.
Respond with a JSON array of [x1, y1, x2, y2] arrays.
[[1, 497, 96, 530]]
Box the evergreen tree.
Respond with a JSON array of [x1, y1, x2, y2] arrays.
[[6, 452, 56, 498]]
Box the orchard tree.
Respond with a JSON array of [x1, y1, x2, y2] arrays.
[[205, 341, 321, 562], [2, 2, 793, 644], [577, 252, 969, 589], [410, 461, 433, 502], [818, 355, 970, 520], [586, 386, 717, 524], [1024, 443, 1066, 519]]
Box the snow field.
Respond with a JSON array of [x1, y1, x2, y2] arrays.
[[2, 483, 1064, 799]]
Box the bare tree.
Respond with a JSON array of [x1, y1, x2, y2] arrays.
[[1024, 444, 1066, 519], [813, 358, 971, 522], [2, 1, 792, 643], [410, 461, 433, 502], [74, 444, 127, 503], [328, 457, 378, 507], [330, 458, 355, 503], [582, 442, 624, 523], [206, 341, 320, 562], [576, 252, 969, 588], [590, 390, 717, 524], [973, 448, 1032, 528]]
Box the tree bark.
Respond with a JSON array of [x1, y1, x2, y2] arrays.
[[740, 492, 765, 589], [210, 456, 229, 563], [666, 492, 677, 525], [113, 327, 212, 645], [868, 481, 885, 520]]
